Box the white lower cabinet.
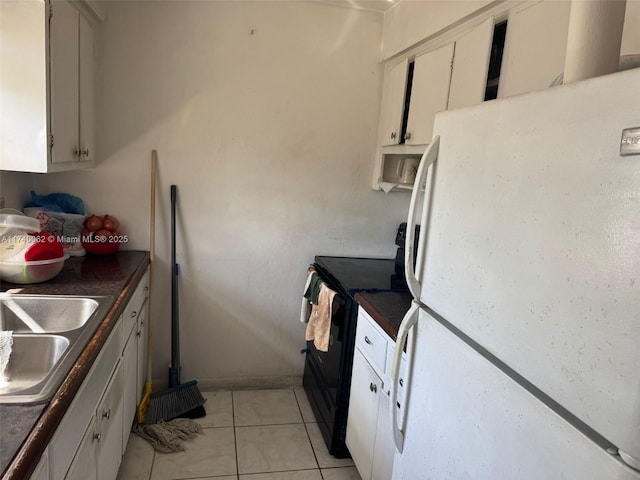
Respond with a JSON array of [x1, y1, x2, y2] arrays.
[[121, 272, 149, 453], [121, 326, 138, 454], [135, 302, 148, 405], [66, 358, 123, 480], [48, 319, 122, 480], [120, 297, 148, 454], [96, 363, 124, 480], [45, 268, 149, 480], [30, 449, 49, 480], [346, 350, 393, 480], [347, 307, 402, 480], [372, 388, 394, 480], [65, 418, 97, 480]]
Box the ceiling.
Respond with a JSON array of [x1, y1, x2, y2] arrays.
[[324, 0, 399, 13]]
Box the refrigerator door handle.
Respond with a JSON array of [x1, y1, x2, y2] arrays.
[[405, 136, 440, 300], [390, 301, 420, 453]]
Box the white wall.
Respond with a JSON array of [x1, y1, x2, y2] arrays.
[[0, 171, 34, 210], [34, 1, 410, 388]]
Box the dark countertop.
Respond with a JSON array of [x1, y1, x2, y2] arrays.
[[355, 291, 413, 341], [0, 250, 150, 480]]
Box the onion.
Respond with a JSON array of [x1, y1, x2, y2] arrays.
[[103, 215, 120, 232], [84, 214, 104, 232], [94, 229, 112, 241]]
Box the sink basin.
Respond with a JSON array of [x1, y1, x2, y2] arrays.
[[0, 295, 112, 403], [0, 335, 70, 395], [0, 296, 100, 333]]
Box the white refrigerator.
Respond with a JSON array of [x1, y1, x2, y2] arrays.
[[391, 67, 640, 479]]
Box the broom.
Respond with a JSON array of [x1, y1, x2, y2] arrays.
[[143, 184, 206, 424]]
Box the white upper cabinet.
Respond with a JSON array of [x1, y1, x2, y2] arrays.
[[379, 59, 409, 147], [372, 19, 493, 189], [50, 0, 80, 165], [0, 0, 48, 173], [448, 18, 494, 110], [0, 0, 97, 173], [49, 0, 96, 165], [377, 43, 454, 149], [404, 43, 454, 146], [79, 13, 96, 162], [498, 1, 571, 98]]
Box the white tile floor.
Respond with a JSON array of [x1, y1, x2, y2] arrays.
[[117, 388, 362, 480]]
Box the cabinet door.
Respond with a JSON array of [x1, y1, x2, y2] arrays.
[[65, 417, 97, 480], [122, 328, 137, 454], [372, 390, 394, 480], [379, 59, 409, 146], [0, 1, 48, 173], [30, 448, 50, 480], [136, 299, 148, 404], [49, 320, 123, 480], [498, 1, 571, 98], [404, 43, 454, 146], [346, 350, 382, 480], [96, 361, 124, 480], [79, 14, 95, 162], [50, 0, 80, 164], [448, 18, 494, 110]]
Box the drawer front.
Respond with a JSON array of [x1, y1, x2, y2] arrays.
[[355, 309, 388, 376]]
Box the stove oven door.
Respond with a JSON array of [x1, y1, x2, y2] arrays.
[[303, 296, 353, 458]]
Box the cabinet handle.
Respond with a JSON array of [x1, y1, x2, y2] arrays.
[[94, 433, 102, 442], [390, 132, 397, 140], [82, 149, 89, 157], [102, 409, 111, 420], [131, 311, 137, 318], [74, 149, 82, 157], [369, 382, 377, 393], [364, 336, 373, 345], [399, 378, 404, 387], [136, 330, 141, 337], [404, 132, 411, 141], [144, 286, 149, 292]]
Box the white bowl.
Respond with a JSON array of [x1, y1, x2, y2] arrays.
[[0, 255, 68, 284]]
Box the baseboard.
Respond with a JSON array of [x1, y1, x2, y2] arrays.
[[151, 375, 303, 391]]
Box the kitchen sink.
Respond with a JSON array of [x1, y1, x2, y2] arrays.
[[0, 296, 100, 333], [0, 335, 70, 395], [0, 295, 113, 403]]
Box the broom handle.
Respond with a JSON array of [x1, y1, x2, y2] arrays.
[[147, 151, 156, 386], [169, 184, 181, 388]]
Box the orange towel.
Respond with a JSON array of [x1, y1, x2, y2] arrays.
[[305, 283, 337, 352]]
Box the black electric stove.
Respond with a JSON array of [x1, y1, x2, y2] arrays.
[[302, 256, 407, 458]]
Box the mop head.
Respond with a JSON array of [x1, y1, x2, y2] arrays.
[[133, 417, 202, 453], [0, 331, 13, 388]]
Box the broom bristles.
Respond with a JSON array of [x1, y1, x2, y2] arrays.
[[144, 380, 206, 425]]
